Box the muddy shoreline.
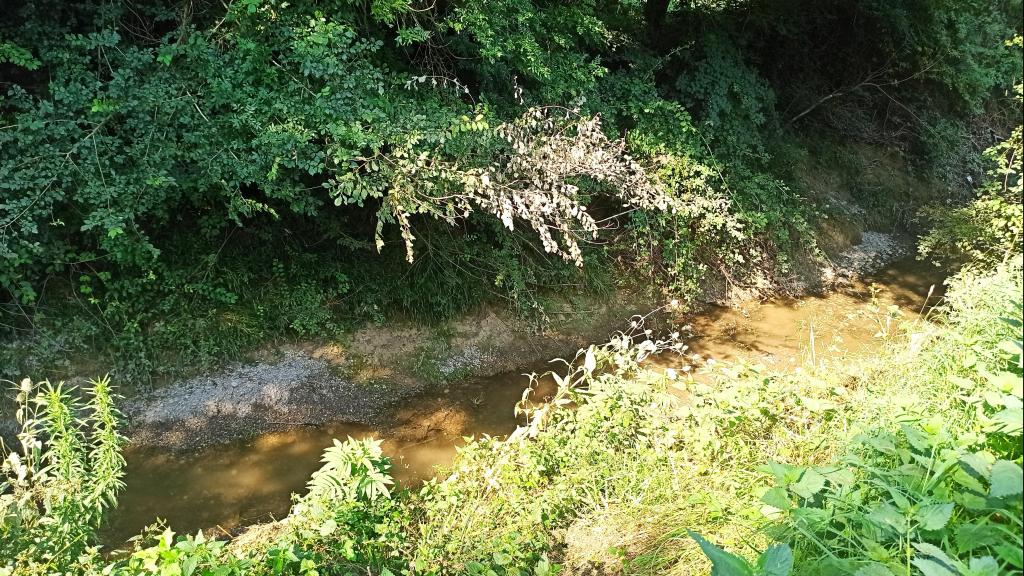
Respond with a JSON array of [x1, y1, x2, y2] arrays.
[[121, 295, 653, 451], [98, 230, 946, 543], [118, 231, 915, 453]]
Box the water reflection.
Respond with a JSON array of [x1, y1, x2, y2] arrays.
[[677, 257, 945, 369]]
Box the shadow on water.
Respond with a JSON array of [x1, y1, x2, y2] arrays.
[[104, 369, 558, 544], [103, 256, 947, 545]]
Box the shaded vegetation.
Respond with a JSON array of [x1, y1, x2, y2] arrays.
[[920, 67, 1023, 270], [2, 0, 1020, 381]]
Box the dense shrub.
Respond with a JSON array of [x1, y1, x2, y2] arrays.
[[1, 0, 1020, 380], [920, 72, 1023, 270]]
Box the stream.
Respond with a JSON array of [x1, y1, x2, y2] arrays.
[[103, 256, 946, 545]]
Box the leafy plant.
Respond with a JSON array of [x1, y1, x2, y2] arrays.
[[116, 529, 251, 576], [689, 532, 793, 576], [0, 377, 125, 576], [306, 438, 394, 503], [920, 101, 1023, 270], [765, 261, 1024, 575], [6, 0, 1016, 383]]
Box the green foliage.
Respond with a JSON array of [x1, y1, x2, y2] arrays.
[[2, 0, 1015, 381], [916, 115, 981, 192], [920, 78, 1023, 270], [5, 0, 1017, 380], [117, 529, 251, 576], [1, 2, 1023, 570], [403, 331, 686, 574], [2, 259, 1023, 575], [254, 437, 405, 575], [0, 39, 40, 70], [765, 259, 1024, 575], [677, 34, 779, 163], [0, 0, 673, 380], [0, 377, 125, 576], [440, 0, 609, 103], [112, 436, 406, 576], [769, 421, 1023, 574], [307, 438, 394, 503], [689, 532, 793, 576], [861, 0, 1022, 112]]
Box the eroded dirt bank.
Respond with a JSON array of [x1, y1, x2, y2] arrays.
[[122, 229, 918, 452], [122, 292, 653, 451]]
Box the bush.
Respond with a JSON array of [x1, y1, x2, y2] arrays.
[[766, 258, 1024, 575], [920, 96, 1023, 270], [5, 0, 1018, 381], [1, 377, 124, 576], [2, 260, 1022, 575]]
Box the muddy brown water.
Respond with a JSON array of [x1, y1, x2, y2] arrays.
[[103, 257, 946, 546]]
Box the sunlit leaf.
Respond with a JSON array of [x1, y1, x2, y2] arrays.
[[989, 460, 1023, 498], [688, 532, 754, 576]]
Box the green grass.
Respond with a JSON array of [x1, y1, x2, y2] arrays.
[[3, 259, 1021, 576], [391, 257, 1023, 575]]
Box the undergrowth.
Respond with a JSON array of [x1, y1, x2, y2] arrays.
[[2, 258, 1022, 575]]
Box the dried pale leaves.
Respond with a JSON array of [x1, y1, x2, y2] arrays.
[[346, 107, 678, 265]]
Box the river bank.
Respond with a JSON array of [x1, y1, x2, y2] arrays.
[[119, 231, 915, 452], [102, 232, 945, 543]]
